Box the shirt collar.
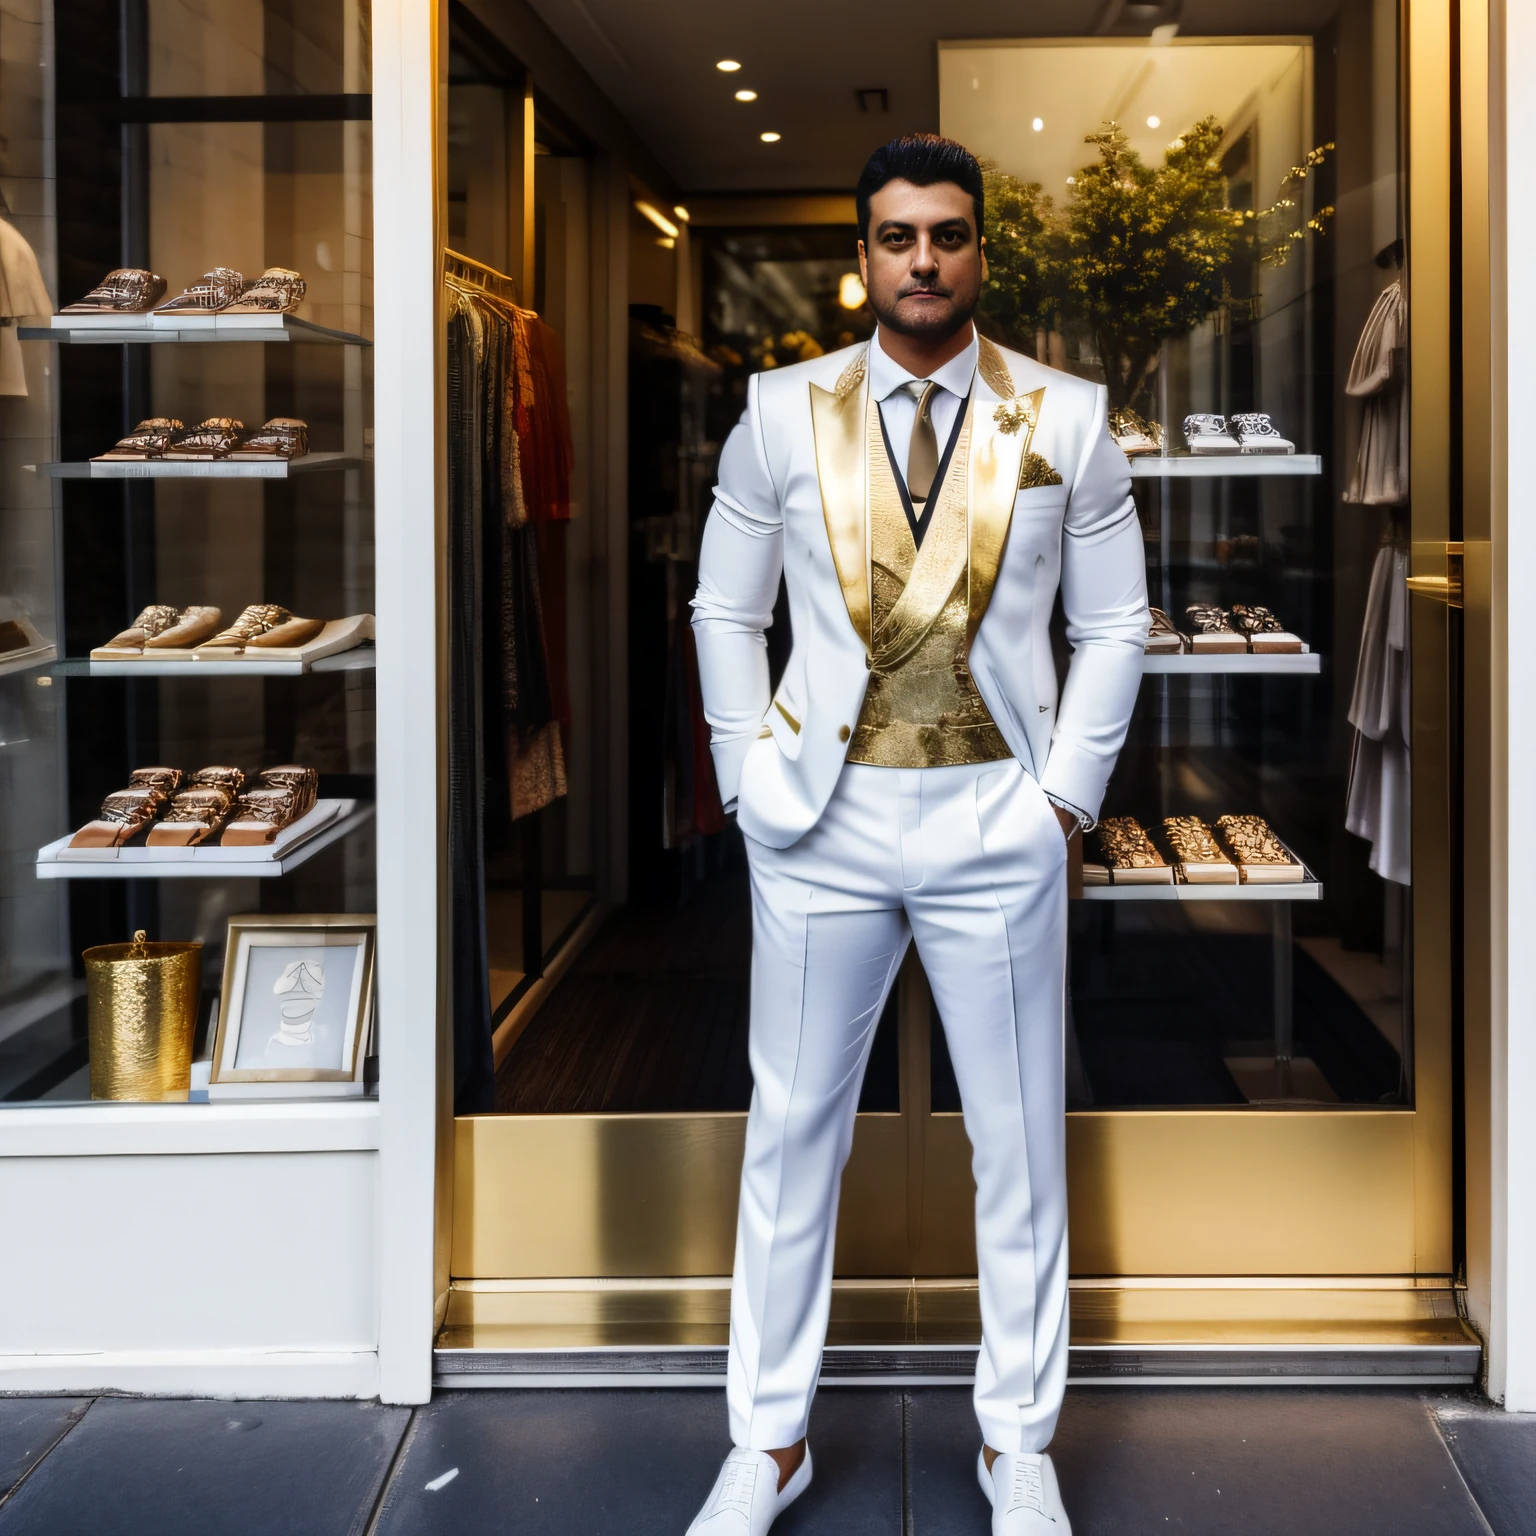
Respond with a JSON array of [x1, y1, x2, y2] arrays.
[[867, 324, 979, 405]]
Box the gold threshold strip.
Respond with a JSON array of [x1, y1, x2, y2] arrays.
[[438, 1277, 1477, 1354]]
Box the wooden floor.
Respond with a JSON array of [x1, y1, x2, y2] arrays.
[[493, 876, 754, 1113]]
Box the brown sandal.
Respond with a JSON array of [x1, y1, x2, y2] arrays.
[[195, 604, 325, 653], [96, 604, 222, 654], [162, 418, 246, 459], [222, 268, 306, 315], [154, 268, 244, 314], [220, 766, 319, 846], [145, 767, 247, 847], [61, 269, 167, 313], [227, 417, 308, 460], [94, 418, 185, 460]]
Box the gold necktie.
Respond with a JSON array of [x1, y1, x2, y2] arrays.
[[906, 380, 939, 507]]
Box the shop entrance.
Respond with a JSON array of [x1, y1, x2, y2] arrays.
[[439, 1, 1478, 1380]]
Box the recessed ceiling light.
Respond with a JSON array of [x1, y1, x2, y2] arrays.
[[760, 131, 781, 143], [673, 205, 691, 222], [716, 59, 741, 72], [735, 88, 758, 102], [1146, 114, 1161, 129], [1032, 117, 1044, 132]]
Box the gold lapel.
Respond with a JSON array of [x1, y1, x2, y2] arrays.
[[968, 338, 1043, 647], [809, 347, 871, 652]]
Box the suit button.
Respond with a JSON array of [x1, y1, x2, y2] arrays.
[[838, 725, 851, 742]]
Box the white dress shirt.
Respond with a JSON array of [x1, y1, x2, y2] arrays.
[[866, 324, 978, 489]]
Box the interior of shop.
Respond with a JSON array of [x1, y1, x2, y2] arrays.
[[434, 0, 1414, 1128]]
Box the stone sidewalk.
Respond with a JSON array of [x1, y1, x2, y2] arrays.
[[0, 1386, 1531, 1534]]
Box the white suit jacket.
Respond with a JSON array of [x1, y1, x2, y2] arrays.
[[691, 334, 1150, 850]]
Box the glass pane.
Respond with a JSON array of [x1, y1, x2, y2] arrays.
[[1, 6, 375, 1103], [941, 26, 1408, 1108], [146, 1, 370, 97]]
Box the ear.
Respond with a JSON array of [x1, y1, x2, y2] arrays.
[[857, 238, 868, 286], [980, 234, 989, 284]]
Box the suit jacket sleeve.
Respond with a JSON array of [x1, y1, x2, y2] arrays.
[[1036, 385, 1151, 825], [690, 374, 784, 812]]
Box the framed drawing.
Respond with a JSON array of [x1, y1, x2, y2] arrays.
[[208, 914, 376, 1099]]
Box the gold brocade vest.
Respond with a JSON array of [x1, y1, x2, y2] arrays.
[[846, 392, 1013, 769]]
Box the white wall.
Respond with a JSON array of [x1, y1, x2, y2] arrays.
[[0, 1105, 381, 1397], [1487, 0, 1536, 1412]]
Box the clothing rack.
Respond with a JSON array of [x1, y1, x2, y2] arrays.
[[444, 247, 522, 306]]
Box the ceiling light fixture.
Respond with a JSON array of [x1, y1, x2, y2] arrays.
[[673, 205, 691, 222], [634, 200, 680, 239], [716, 58, 741, 72], [1146, 114, 1161, 128], [1031, 117, 1044, 132], [760, 131, 781, 143], [838, 272, 867, 310], [735, 88, 758, 102]]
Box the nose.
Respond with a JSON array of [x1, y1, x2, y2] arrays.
[[911, 231, 939, 277]]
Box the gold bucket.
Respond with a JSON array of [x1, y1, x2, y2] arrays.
[[83, 930, 203, 1101]]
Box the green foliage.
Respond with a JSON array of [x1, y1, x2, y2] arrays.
[[978, 116, 1332, 413], [978, 168, 1066, 353], [1064, 118, 1238, 409]]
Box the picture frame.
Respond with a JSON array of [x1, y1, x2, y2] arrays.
[[208, 914, 376, 1099]]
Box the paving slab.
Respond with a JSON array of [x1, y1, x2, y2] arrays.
[[0, 1399, 89, 1501], [0, 1397, 410, 1536], [906, 1385, 1492, 1535], [374, 1387, 902, 1535], [1433, 1392, 1536, 1536]]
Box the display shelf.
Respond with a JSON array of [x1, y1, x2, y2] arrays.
[[1129, 455, 1322, 478], [1142, 650, 1320, 675], [37, 452, 365, 480], [22, 314, 371, 346], [57, 647, 377, 678], [0, 642, 56, 678], [1079, 878, 1322, 901], [35, 801, 373, 879]]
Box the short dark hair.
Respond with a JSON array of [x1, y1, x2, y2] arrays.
[[855, 134, 985, 243]]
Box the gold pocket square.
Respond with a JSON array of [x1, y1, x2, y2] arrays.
[[1019, 451, 1063, 489]]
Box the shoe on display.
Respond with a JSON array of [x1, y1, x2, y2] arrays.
[[228, 417, 309, 460], [222, 267, 307, 315], [1229, 603, 1304, 653], [94, 605, 222, 656], [60, 268, 167, 313], [1229, 412, 1295, 454], [1107, 406, 1164, 457], [1181, 413, 1241, 454], [1145, 606, 1187, 653], [1185, 603, 1247, 654], [94, 417, 185, 460], [684, 1446, 812, 1535], [978, 1449, 1072, 1534], [196, 604, 326, 654], [163, 417, 247, 459], [153, 267, 244, 314]]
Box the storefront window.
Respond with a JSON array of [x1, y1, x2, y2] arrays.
[[1, 2, 375, 1103], [942, 28, 1408, 1107]]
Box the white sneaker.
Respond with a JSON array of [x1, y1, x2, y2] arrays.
[[978, 1448, 1072, 1534], [685, 1445, 812, 1535]]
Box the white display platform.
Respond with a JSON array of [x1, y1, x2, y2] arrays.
[[1143, 649, 1320, 674], [78, 647, 376, 678], [86, 615, 376, 675], [1079, 878, 1322, 901], [35, 800, 371, 878], [27, 313, 371, 345], [1129, 455, 1322, 477], [39, 452, 364, 480]]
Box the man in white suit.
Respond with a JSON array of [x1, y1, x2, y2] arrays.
[[684, 135, 1149, 1536]]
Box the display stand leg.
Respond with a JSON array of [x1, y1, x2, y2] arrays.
[[1272, 900, 1294, 1064]]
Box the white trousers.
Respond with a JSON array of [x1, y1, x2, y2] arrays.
[[727, 758, 1070, 1455]]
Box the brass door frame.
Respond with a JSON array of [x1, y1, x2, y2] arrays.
[[451, 3, 1463, 1310]]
